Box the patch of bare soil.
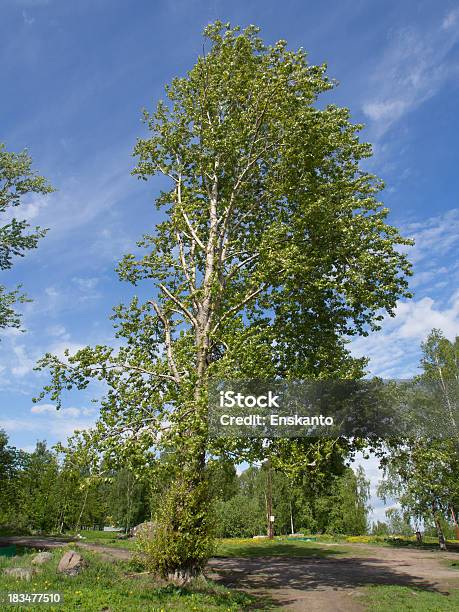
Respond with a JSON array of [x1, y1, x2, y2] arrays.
[[76, 543, 133, 561], [0, 535, 74, 549], [207, 546, 459, 611]]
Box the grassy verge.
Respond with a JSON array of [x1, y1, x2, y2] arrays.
[[216, 537, 350, 558], [363, 585, 459, 611], [0, 547, 265, 611]]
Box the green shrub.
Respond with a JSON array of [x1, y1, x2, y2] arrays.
[[136, 476, 215, 582]]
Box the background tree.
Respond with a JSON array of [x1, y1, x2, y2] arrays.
[[106, 468, 150, 532], [36, 22, 412, 580], [17, 441, 61, 533], [0, 144, 53, 331], [315, 466, 370, 535], [0, 435, 152, 535], [378, 329, 459, 549], [214, 463, 371, 537], [0, 430, 26, 528]]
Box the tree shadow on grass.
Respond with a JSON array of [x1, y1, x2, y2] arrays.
[[383, 539, 459, 553], [135, 580, 276, 611]]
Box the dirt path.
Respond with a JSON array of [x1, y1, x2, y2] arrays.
[[3, 537, 459, 610], [208, 547, 459, 611], [77, 542, 132, 561], [0, 535, 74, 549], [0, 536, 132, 561]]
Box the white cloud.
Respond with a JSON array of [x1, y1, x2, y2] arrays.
[[49, 341, 86, 361], [442, 8, 459, 30], [351, 207, 459, 377], [352, 291, 459, 378], [47, 419, 93, 439], [31, 404, 82, 418], [0, 328, 88, 395], [363, 99, 409, 123], [47, 324, 69, 340], [11, 344, 35, 377], [395, 293, 459, 340], [2, 194, 48, 223], [72, 277, 99, 291], [0, 418, 38, 432], [362, 17, 459, 136], [45, 287, 59, 299], [352, 452, 388, 523], [31, 403, 96, 440], [71, 277, 102, 302], [22, 10, 35, 25], [1, 403, 96, 443], [405, 209, 459, 267]]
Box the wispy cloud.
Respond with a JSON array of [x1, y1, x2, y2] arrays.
[[22, 10, 35, 25], [404, 208, 459, 265], [31, 403, 94, 418], [0, 402, 96, 442], [10, 344, 36, 377], [363, 12, 459, 136], [352, 208, 459, 378], [352, 292, 459, 378], [443, 8, 459, 30]]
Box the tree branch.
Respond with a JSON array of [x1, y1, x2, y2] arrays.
[[150, 300, 182, 383], [212, 283, 266, 334], [159, 283, 198, 329], [176, 174, 205, 250]]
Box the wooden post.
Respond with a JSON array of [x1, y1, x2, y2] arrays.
[[266, 459, 274, 539]]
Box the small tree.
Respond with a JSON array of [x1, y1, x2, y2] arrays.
[[0, 144, 53, 331], [37, 22, 412, 580], [378, 329, 459, 550]]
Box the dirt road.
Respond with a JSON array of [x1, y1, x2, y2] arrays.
[[208, 545, 459, 610]]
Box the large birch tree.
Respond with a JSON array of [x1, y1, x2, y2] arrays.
[[37, 22, 412, 580]]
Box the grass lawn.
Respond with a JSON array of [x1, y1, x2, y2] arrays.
[[363, 585, 459, 611], [216, 537, 351, 558], [0, 547, 264, 611], [215, 534, 454, 557]]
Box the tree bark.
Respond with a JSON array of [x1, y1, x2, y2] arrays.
[[432, 504, 447, 550]]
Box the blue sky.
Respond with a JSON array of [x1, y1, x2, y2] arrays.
[[1, 0, 459, 521]]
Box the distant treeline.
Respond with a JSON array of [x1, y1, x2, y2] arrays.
[[1, 430, 374, 537]]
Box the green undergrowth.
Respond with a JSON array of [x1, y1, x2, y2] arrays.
[[0, 547, 264, 611]]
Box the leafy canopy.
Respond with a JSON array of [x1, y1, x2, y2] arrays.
[[37, 23, 412, 465]]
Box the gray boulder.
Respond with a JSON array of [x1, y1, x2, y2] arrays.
[[32, 551, 53, 566], [57, 550, 86, 576], [131, 521, 156, 538], [4, 567, 34, 580]]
